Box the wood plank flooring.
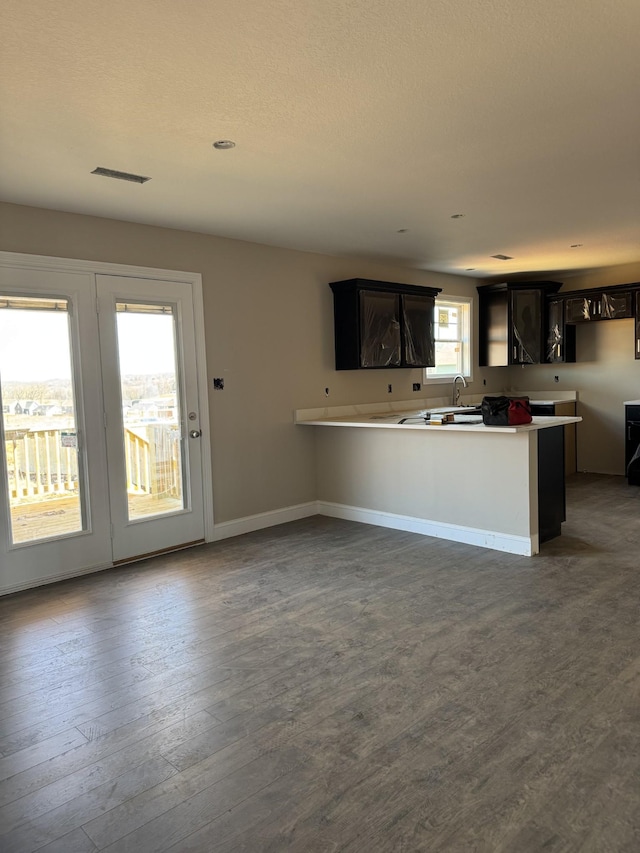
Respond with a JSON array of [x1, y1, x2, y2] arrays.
[[0, 473, 639, 852]]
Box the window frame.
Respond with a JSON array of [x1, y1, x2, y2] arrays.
[[424, 295, 473, 384]]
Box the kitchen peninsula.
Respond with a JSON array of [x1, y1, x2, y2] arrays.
[[296, 401, 581, 556]]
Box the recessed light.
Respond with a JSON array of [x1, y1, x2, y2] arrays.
[[450, 213, 465, 219], [491, 254, 513, 260], [91, 167, 151, 183], [212, 140, 236, 150], [570, 243, 583, 248]]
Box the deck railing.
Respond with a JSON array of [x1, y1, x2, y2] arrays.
[[124, 425, 182, 497], [4, 424, 182, 501], [5, 429, 79, 499]]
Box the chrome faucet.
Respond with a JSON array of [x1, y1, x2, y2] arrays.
[[452, 374, 467, 406]]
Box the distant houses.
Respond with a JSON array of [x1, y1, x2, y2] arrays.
[[2, 400, 70, 416]]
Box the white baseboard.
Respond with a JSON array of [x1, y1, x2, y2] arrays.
[[1, 560, 115, 596], [317, 501, 537, 556], [211, 501, 319, 541]]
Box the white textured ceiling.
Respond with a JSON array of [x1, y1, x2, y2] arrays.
[[1, 0, 639, 278]]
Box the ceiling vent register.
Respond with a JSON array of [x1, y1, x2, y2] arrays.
[[91, 167, 151, 184]]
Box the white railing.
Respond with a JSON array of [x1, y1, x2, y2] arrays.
[[124, 425, 182, 497], [5, 429, 78, 499], [4, 424, 182, 501]]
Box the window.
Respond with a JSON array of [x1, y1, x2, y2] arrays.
[[425, 296, 472, 382]]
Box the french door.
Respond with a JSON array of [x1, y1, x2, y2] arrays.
[[97, 275, 205, 562], [0, 260, 207, 594]]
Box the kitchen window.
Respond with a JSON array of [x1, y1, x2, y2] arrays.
[[424, 296, 472, 382]]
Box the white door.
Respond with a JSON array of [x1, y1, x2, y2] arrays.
[[0, 266, 112, 592], [96, 275, 205, 563], [0, 262, 207, 593]]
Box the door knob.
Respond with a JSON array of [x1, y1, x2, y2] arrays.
[[189, 429, 202, 439]]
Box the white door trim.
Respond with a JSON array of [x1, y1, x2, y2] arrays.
[[0, 251, 215, 544]]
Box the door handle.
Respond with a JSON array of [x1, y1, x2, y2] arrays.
[[189, 429, 202, 439]]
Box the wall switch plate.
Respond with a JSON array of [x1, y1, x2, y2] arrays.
[[213, 378, 224, 390], [412, 383, 421, 391]]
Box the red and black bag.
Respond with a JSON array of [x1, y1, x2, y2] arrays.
[[481, 396, 532, 426]]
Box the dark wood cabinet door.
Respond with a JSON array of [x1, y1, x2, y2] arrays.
[[401, 293, 435, 367], [546, 299, 576, 363], [511, 289, 542, 364], [565, 295, 594, 323], [359, 290, 401, 367], [626, 407, 640, 485], [601, 291, 633, 319]]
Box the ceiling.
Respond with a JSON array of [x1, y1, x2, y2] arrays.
[[1, 0, 639, 279]]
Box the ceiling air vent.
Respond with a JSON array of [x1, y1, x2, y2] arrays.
[[491, 254, 513, 260], [91, 167, 151, 184]]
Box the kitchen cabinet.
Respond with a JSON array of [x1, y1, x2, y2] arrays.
[[530, 401, 577, 476], [330, 279, 441, 370], [635, 291, 640, 360], [564, 288, 633, 323], [546, 299, 576, 364], [625, 404, 640, 486], [478, 281, 562, 367]]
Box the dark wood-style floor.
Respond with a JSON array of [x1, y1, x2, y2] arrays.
[[1, 473, 638, 853]]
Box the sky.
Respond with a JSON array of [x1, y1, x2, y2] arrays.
[[0, 310, 177, 383]]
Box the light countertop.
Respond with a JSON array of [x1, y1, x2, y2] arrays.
[[624, 400, 640, 406], [296, 392, 580, 433], [296, 410, 581, 434]]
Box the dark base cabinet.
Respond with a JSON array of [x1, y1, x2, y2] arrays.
[[538, 426, 566, 543], [530, 402, 577, 476], [625, 405, 640, 486]]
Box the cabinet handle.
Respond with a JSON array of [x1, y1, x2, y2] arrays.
[[637, 339, 640, 354], [513, 346, 517, 361]]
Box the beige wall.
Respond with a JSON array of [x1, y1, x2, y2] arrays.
[[0, 202, 507, 524], [2, 203, 637, 520], [508, 262, 640, 475], [316, 426, 538, 540]]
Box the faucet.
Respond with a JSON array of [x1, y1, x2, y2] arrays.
[[452, 374, 467, 406]]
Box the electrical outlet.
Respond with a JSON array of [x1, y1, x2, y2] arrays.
[[388, 384, 393, 393], [324, 387, 330, 397], [213, 378, 224, 390], [412, 383, 421, 392], [483, 379, 486, 386], [554, 375, 559, 383]]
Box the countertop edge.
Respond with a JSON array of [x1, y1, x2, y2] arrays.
[[298, 415, 582, 433]]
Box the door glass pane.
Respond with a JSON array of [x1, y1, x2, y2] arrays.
[[115, 303, 184, 521], [0, 296, 85, 543]]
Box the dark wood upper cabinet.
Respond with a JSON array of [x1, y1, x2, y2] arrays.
[[564, 288, 633, 322], [546, 298, 576, 364], [478, 281, 562, 367], [330, 279, 441, 370]]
